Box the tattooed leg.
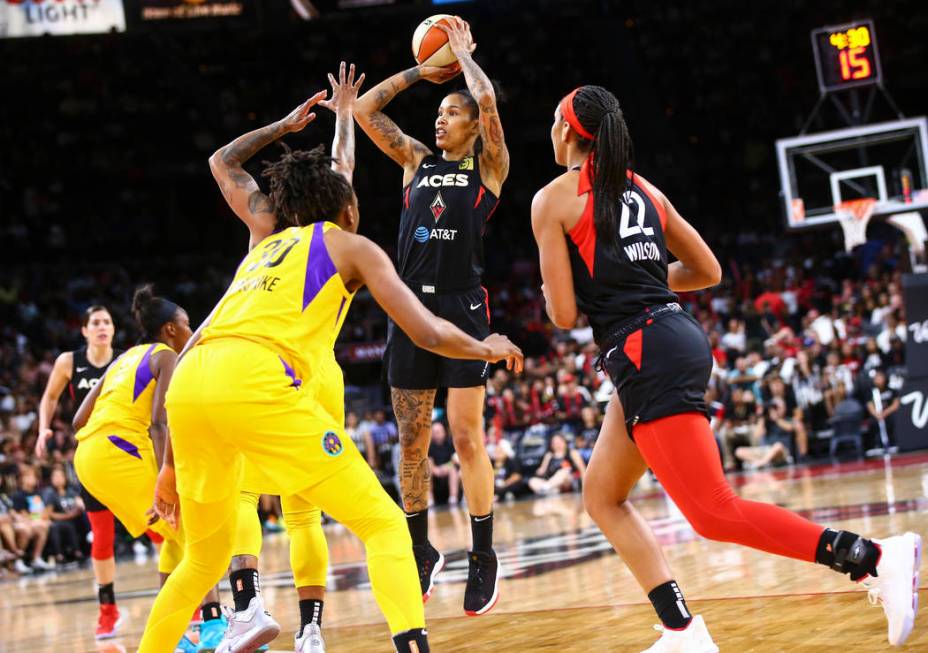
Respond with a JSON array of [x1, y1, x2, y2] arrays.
[[391, 388, 437, 513]]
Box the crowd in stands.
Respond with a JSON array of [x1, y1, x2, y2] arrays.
[[1, 0, 921, 577]]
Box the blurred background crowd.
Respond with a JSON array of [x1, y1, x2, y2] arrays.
[[1, 0, 924, 574]]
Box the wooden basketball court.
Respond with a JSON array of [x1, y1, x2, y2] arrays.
[[4, 453, 927, 652]]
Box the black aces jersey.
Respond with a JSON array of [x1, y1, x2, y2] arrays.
[[398, 154, 499, 290], [566, 170, 678, 345], [69, 347, 119, 407]]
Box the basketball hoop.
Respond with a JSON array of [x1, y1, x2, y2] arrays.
[[835, 198, 877, 252]]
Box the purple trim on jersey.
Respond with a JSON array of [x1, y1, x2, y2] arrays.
[[107, 435, 142, 460], [302, 222, 337, 312], [334, 296, 347, 326], [133, 344, 158, 402], [279, 356, 303, 388]]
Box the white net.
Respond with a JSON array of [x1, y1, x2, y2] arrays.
[[836, 198, 877, 252]]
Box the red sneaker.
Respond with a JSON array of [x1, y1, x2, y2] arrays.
[[95, 604, 122, 640], [190, 606, 203, 627]]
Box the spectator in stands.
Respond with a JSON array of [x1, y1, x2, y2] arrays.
[[719, 388, 759, 469], [10, 466, 54, 571], [492, 439, 528, 501], [0, 493, 26, 576], [557, 373, 591, 432], [765, 377, 807, 457], [346, 410, 377, 469], [528, 433, 586, 496], [428, 422, 459, 507], [866, 369, 901, 447], [44, 466, 86, 564], [574, 406, 600, 464]]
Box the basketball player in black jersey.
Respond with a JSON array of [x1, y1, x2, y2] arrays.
[[355, 16, 508, 615], [532, 85, 921, 651], [35, 305, 126, 639]]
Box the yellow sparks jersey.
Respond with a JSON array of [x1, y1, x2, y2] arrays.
[[76, 343, 171, 445], [200, 222, 355, 382]]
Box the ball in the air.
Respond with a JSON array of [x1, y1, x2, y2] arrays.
[[412, 14, 458, 67]]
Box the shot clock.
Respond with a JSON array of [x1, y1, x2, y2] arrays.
[[811, 19, 882, 93]]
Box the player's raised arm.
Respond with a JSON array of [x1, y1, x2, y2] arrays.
[[439, 17, 509, 192], [354, 64, 457, 178], [208, 90, 327, 249], [319, 61, 366, 185]]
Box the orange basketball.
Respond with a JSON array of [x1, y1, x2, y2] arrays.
[[412, 14, 458, 67]]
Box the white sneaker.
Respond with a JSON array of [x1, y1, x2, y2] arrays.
[[31, 557, 55, 571], [295, 623, 325, 653], [13, 559, 32, 574], [863, 532, 922, 646], [215, 596, 280, 653], [640, 615, 719, 653]]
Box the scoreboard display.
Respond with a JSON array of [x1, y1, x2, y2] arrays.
[[811, 19, 882, 93]]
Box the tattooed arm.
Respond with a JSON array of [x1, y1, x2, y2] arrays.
[[440, 17, 509, 195], [355, 64, 457, 183], [208, 89, 327, 250], [319, 62, 365, 185]]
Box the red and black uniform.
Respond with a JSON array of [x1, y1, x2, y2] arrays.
[[566, 167, 711, 431], [70, 347, 121, 512], [386, 154, 499, 389]]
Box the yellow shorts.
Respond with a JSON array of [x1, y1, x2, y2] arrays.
[[74, 432, 177, 541], [167, 338, 359, 504]]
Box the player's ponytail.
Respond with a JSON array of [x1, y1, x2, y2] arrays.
[[564, 85, 634, 251], [132, 284, 179, 342]]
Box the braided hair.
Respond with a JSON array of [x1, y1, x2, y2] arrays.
[[261, 143, 353, 228], [567, 85, 634, 250]]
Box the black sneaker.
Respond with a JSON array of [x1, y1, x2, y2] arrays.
[[393, 627, 430, 653], [463, 549, 500, 616], [412, 542, 445, 602]]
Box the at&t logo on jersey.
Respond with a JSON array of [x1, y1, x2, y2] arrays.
[[414, 225, 458, 243]]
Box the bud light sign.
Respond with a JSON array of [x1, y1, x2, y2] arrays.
[[1, 0, 126, 38]]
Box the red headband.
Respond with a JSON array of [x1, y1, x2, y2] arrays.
[[559, 88, 595, 140]]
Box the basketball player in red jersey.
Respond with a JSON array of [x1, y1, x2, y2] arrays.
[[532, 85, 921, 651], [35, 306, 126, 639], [355, 16, 508, 615]]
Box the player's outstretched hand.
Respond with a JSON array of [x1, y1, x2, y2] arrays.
[[280, 89, 328, 133], [154, 465, 180, 530], [419, 62, 462, 84], [436, 16, 476, 57], [319, 61, 365, 114], [483, 333, 524, 373], [34, 428, 53, 458]]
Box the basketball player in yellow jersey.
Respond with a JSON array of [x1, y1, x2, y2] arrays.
[[73, 285, 225, 652], [215, 64, 365, 653], [139, 64, 522, 653]]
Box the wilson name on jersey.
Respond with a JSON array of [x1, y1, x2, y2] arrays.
[[200, 221, 354, 381], [566, 170, 678, 344], [398, 154, 499, 290]]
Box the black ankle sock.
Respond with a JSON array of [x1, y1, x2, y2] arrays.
[[392, 628, 429, 653], [470, 512, 494, 553], [229, 569, 259, 611], [815, 528, 881, 581], [647, 580, 693, 630], [98, 582, 116, 606], [299, 599, 324, 630], [201, 601, 221, 622], [405, 510, 429, 547]]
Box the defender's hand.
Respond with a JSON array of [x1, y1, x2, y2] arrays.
[[280, 90, 328, 133], [319, 61, 366, 114], [154, 465, 180, 530]]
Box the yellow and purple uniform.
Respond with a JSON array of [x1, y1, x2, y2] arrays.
[[74, 343, 183, 572], [140, 222, 423, 652]]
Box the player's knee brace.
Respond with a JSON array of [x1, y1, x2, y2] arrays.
[[88, 510, 115, 560]]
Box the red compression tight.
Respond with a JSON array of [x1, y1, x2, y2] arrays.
[[88, 509, 115, 560], [634, 412, 823, 562]]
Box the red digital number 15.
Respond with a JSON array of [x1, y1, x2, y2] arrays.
[[839, 46, 872, 80]]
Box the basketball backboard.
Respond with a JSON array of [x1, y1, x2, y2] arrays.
[[776, 117, 928, 228]]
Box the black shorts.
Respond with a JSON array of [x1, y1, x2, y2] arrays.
[[79, 483, 108, 513], [386, 284, 491, 389], [600, 305, 712, 434]]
